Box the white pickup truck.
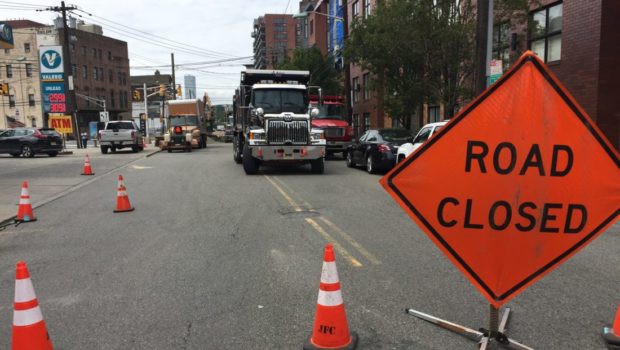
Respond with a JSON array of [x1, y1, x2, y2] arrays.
[[98, 121, 144, 154]]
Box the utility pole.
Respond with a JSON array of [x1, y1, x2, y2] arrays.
[[475, 0, 489, 95], [171, 53, 176, 100], [342, 0, 352, 130], [40, 1, 80, 147], [143, 82, 149, 138]]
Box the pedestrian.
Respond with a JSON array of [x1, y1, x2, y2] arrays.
[[80, 131, 88, 149]]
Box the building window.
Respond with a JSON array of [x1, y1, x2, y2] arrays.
[[530, 2, 562, 63], [363, 0, 372, 18], [110, 90, 115, 108], [98, 49, 102, 59], [310, 20, 314, 35], [100, 68, 105, 82], [363, 73, 370, 100], [122, 73, 126, 85], [275, 33, 287, 40], [6, 64, 13, 78], [428, 105, 440, 123], [25, 63, 33, 77], [108, 51, 112, 60], [28, 94, 35, 107], [117, 72, 122, 84], [24, 43, 31, 53], [71, 64, 77, 76], [82, 65, 88, 79], [109, 69, 113, 83], [9, 95, 15, 108], [4, 49, 9, 54], [81, 46, 86, 55], [94, 66, 99, 80], [92, 48, 97, 58], [493, 22, 511, 68], [352, 1, 359, 18], [352, 77, 359, 103], [70, 43, 75, 51], [364, 113, 371, 131]]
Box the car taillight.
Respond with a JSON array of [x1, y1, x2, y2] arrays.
[[174, 126, 182, 134], [97, 131, 101, 141], [378, 144, 391, 153], [33, 131, 47, 140], [131, 131, 136, 138]]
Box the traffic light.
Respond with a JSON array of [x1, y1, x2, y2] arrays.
[[176, 84, 182, 96], [159, 84, 166, 97], [132, 89, 143, 101], [1, 83, 8, 96]]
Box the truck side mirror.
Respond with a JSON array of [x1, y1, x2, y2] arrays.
[[310, 108, 319, 118], [256, 108, 264, 117]]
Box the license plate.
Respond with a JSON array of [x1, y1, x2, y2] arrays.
[[284, 153, 294, 159], [50, 142, 57, 145]]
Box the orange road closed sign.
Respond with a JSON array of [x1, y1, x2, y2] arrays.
[[381, 51, 620, 308]]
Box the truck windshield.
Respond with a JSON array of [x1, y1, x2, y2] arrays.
[[170, 116, 198, 126], [253, 89, 308, 114], [313, 104, 344, 120], [106, 122, 134, 130]]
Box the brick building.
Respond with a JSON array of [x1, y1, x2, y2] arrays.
[[252, 14, 296, 69], [296, 0, 329, 55]]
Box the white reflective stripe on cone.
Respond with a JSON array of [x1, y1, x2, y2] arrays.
[[13, 306, 43, 326], [19, 198, 31, 205], [14, 279, 37, 302], [317, 289, 343, 307], [320, 261, 339, 284], [117, 190, 127, 197], [21, 188, 28, 196]]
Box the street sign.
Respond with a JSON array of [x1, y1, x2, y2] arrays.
[[381, 51, 620, 308], [49, 115, 73, 134], [489, 59, 503, 85], [99, 111, 109, 122]]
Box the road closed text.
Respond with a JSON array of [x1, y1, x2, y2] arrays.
[[436, 140, 587, 234]]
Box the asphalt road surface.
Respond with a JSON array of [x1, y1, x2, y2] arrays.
[[0, 141, 617, 349]]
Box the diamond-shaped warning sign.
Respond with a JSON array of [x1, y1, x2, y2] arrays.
[[381, 52, 620, 308]]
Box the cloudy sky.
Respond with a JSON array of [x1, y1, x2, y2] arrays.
[[1, 0, 297, 105]]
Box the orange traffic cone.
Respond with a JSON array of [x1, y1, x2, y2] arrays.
[[16, 181, 36, 223], [113, 175, 134, 213], [603, 305, 620, 349], [81, 154, 94, 175], [12, 261, 53, 350], [304, 244, 358, 350]]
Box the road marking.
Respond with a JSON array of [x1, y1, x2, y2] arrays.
[[271, 176, 313, 210], [131, 165, 154, 170], [318, 216, 382, 265], [263, 175, 303, 212], [305, 218, 363, 268]]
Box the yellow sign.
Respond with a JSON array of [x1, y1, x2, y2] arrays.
[[49, 115, 73, 134]]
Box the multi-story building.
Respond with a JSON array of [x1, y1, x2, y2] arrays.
[[0, 20, 47, 130], [345, 0, 384, 137], [183, 74, 196, 100], [252, 14, 296, 69], [59, 20, 131, 134], [296, 0, 328, 55]]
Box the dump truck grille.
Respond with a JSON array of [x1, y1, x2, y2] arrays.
[[267, 120, 309, 145], [323, 127, 344, 138]]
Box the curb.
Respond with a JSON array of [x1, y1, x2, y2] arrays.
[[146, 149, 162, 158]]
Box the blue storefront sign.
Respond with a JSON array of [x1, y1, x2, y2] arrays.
[[42, 83, 65, 94]]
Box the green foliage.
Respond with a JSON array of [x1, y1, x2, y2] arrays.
[[277, 47, 342, 95], [345, 0, 478, 128]]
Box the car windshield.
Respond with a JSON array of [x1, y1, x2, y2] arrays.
[[106, 122, 134, 130], [313, 104, 344, 120], [253, 89, 308, 114], [39, 129, 60, 137], [170, 116, 198, 126], [380, 129, 412, 142]]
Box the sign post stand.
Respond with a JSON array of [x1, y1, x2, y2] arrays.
[[405, 305, 533, 349]]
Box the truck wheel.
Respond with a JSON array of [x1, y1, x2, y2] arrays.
[[233, 138, 242, 164], [311, 157, 325, 174], [202, 135, 207, 148], [242, 145, 259, 175], [132, 145, 139, 153], [167, 148, 172, 153], [342, 150, 348, 160], [111, 146, 117, 153], [101, 146, 109, 154], [187, 143, 193, 152]]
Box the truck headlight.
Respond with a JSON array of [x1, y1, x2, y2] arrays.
[[311, 130, 324, 140], [249, 130, 265, 141], [185, 133, 192, 142], [164, 133, 170, 142]]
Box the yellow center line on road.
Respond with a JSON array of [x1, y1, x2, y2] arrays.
[[271, 176, 314, 210], [263, 175, 303, 212], [318, 216, 382, 266], [305, 218, 363, 268]]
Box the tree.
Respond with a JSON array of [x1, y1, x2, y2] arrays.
[[345, 0, 476, 129], [277, 47, 342, 95]]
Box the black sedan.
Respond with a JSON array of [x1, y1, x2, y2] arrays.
[[0, 127, 63, 157], [346, 128, 413, 174]]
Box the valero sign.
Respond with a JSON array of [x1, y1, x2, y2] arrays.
[[381, 51, 620, 308]]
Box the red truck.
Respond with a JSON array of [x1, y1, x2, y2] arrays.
[[310, 95, 353, 158]]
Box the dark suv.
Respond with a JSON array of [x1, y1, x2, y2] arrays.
[[0, 128, 63, 157]]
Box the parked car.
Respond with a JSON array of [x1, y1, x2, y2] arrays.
[[98, 120, 144, 154], [346, 128, 413, 174], [396, 121, 448, 163], [0, 127, 63, 158]]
